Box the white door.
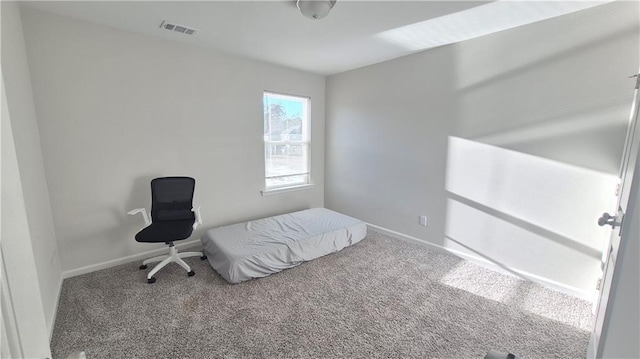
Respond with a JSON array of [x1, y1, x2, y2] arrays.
[[588, 73, 640, 359]]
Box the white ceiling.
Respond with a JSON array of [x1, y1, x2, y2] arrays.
[[22, 1, 610, 76]]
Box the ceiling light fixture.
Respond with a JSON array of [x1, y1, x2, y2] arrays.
[[296, 0, 337, 20]]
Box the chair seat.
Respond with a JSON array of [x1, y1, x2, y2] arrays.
[[135, 219, 194, 243]]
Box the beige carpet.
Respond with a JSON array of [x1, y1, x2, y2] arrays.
[[51, 230, 594, 359]]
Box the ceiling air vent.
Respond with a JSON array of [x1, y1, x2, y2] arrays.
[[160, 20, 197, 36]]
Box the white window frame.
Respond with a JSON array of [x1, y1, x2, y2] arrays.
[[262, 91, 312, 194]]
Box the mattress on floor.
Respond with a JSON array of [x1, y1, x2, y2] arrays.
[[201, 208, 367, 284]]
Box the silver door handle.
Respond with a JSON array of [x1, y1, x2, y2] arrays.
[[598, 212, 620, 228]]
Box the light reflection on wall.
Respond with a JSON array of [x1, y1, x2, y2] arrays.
[[444, 136, 618, 295]]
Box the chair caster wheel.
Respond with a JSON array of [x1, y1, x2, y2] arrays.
[[140, 265, 147, 270], [147, 277, 156, 284], [188, 270, 195, 277], [200, 255, 207, 260]]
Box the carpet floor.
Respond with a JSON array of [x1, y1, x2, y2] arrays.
[[51, 230, 594, 359]]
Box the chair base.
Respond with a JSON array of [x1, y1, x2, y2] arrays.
[[140, 243, 205, 283]]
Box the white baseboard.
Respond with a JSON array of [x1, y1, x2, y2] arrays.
[[587, 333, 597, 359], [49, 273, 64, 341], [62, 239, 202, 279], [366, 223, 594, 301]]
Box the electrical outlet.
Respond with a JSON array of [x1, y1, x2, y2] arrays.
[[419, 215, 428, 227]]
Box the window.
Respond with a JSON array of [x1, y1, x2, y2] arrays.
[[263, 92, 310, 191]]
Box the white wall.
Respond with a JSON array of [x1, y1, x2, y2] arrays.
[[1, 1, 62, 336], [20, 8, 326, 274], [326, 2, 639, 295], [2, 82, 52, 359], [0, 8, 52, 358]]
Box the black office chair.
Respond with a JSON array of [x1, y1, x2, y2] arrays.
[[128, 177, 206, 283]]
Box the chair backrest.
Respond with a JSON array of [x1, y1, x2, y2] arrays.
[[150, 177, 195, 222]]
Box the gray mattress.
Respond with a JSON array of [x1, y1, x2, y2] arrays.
[[201, 208, 367, 284]]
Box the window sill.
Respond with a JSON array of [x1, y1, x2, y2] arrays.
[[261, 183, 315, 196]]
